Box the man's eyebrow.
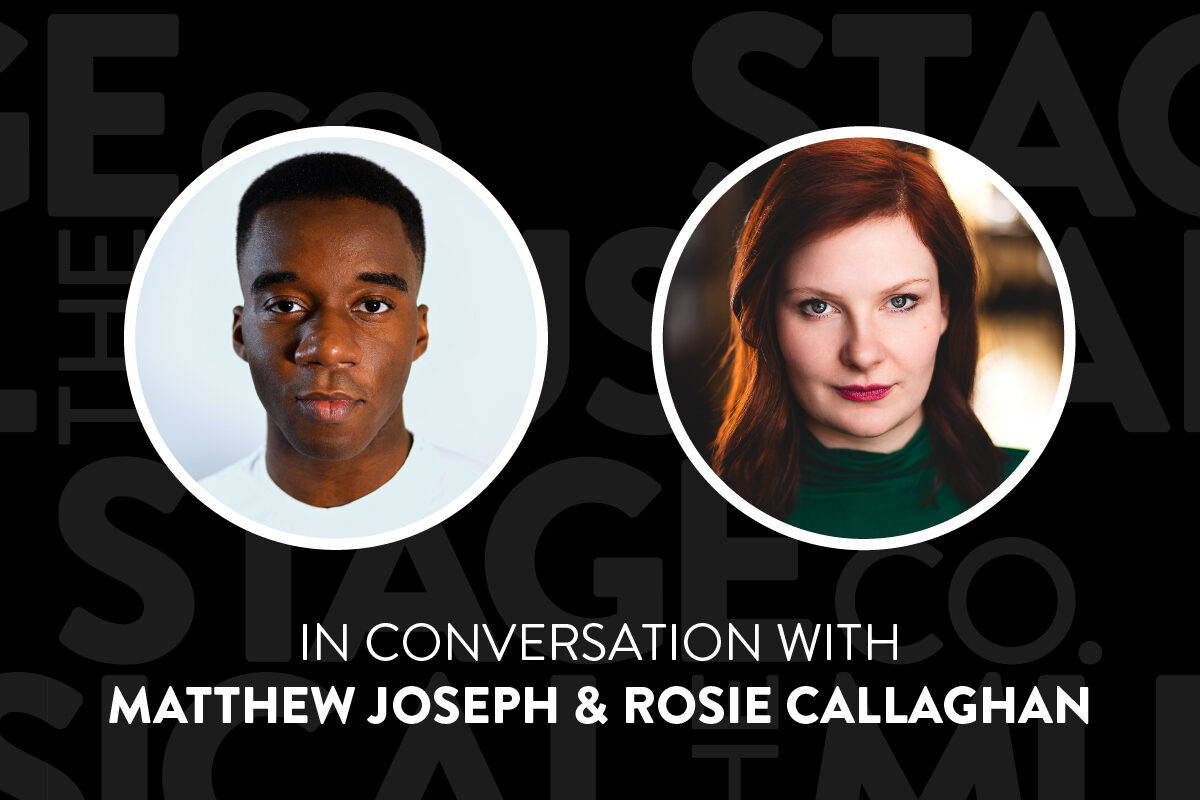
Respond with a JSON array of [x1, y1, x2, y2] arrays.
[[358, 271, 408, 292], [250, 271, 299, 292]]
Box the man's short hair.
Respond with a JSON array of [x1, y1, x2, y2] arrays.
[[236, 152, 426, 269]]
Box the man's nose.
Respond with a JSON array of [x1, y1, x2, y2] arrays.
[[295, 309, 361, 366], [839, 315, 886, 372]]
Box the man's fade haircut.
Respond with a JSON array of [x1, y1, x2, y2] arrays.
[[236, 152, 426, 270]]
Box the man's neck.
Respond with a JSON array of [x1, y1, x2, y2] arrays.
[[263, 426, 414, 508]]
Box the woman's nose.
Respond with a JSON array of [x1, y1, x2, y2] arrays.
[[295, 310, 361, 367], [839, 316, 886, 372]]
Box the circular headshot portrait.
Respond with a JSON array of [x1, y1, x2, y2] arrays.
[[127, 126, 547, 550], [653, 127, 1073, 550]]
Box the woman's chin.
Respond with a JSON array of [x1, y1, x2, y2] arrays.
[[806, 411, 919, 451]]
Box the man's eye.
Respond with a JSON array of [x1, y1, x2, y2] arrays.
[[266, 299, 305, 314], [355, 299, 393, 314]]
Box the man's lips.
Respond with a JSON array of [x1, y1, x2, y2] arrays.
[[295, 393, 361, 422], [834, 384, 893, 402]]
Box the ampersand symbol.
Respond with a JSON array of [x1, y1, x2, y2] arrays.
[[575, 686, 608, 724]]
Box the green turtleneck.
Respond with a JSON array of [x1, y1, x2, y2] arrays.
[[784, 423, 1025, 539]]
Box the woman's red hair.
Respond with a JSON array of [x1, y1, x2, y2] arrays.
[[711, 138, 1003, 517]]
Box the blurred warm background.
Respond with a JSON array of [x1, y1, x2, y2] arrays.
[[662, 143, 1066, 455]]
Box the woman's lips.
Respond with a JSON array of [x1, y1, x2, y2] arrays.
[[296, 394, 360, 422], [834, 384, 893, 402]]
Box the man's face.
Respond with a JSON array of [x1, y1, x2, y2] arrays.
[[233, 196, 428, 462]]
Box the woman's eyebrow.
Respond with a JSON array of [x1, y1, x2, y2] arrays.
[[880, 278, 931, 294], [782, 278, 931, 299]]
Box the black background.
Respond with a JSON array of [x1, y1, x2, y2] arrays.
[[2, 7, 1192, 799]]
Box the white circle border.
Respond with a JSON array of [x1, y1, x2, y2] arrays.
[[125, 125, 549, 551], [650, 126, 1076, 551]]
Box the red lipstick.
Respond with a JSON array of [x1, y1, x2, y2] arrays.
[[835, 385, 893, 402]]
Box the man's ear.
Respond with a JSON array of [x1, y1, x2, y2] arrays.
[[232, 306, 248, 362], [413, 304, 429, 361], [939, 292, 950, 335]]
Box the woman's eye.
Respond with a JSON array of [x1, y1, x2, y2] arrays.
[[801, 300, 833, 316], [355, 299, 393, 314], [887, 295, 918, 311]]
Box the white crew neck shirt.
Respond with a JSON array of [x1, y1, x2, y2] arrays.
[[199, 435, 482, 539]]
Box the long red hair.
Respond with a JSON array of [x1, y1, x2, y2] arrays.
[[711, 138, 1003, 517]]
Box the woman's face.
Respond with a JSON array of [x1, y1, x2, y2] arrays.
[[775, 215, 949, 453]]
